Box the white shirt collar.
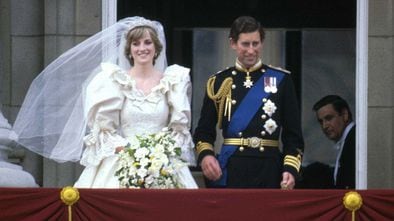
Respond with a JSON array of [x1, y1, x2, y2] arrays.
[[334, 121, 355, 150]]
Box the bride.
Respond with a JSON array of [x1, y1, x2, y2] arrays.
[[13, 17, 198, 188]]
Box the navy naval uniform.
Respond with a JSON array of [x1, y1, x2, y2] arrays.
[[194, 60, 304, 188]]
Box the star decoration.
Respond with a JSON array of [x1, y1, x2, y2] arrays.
[[243, 77, 253, 88], [264, 118, 278, 135]]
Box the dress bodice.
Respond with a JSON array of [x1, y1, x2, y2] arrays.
[[80, 63, 196, 167]]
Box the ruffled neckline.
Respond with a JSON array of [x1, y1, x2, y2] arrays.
[[101, 63, 187, 105]]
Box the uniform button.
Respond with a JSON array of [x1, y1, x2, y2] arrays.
[[239, 146, 244, 152], [261, 131, 266, 136], [231, 70, 237, 75], [231, 84, 236, 89], [261, 114, 267, 119], [259, 147, 265, 152], [262, 98, 267, 103], [261, 69, 266, 73], [238, 132, 243, 137], [231, 100, 237, 105]]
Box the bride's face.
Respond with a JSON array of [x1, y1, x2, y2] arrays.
[[130, 31, 156, 66]]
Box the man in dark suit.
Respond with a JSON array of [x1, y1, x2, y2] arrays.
[[313, 95, 355, 189], [193, 16, 304, 189]]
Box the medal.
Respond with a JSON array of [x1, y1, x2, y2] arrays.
[[243, 72, 253, 88], [264, 76, 278, 93]]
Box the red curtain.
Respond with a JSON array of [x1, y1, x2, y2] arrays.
[[1, 188, 393, 221]]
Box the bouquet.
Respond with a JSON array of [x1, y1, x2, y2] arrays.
[[115, 128, 187, 189]]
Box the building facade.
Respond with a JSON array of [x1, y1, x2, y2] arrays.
[[0, 0, 392, 188]]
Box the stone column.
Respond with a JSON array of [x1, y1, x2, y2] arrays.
[[42, 0, 101, 187], [368, 0, 394, 188]]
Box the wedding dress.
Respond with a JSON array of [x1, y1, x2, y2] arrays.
[[74, 63, 197, 188]]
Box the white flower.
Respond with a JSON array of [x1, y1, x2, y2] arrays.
[[262, 99, 277, 117], [139, 157, 150, 167], [134, 147, 149, 159], [137, 167, 148, 178], [264, 118, 278, 135], [151, 144, 165, 155], [145, 175, 154, 185], [115, 128, 187, 189]]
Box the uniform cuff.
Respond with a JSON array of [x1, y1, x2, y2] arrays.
[[195, 141, 215, 165], [283, 154, 302, 180]]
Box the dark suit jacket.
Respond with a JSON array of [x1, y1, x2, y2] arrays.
[[335, 125, 355, 189]]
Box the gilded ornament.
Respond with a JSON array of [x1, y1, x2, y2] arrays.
[[343, 191, 362, 211], [60, 186, 80, 206]]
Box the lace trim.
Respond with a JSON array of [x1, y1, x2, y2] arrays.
[[107, 64, 189, 107], [80, 124, 128, 167]]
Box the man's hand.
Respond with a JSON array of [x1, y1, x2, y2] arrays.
[[201, 155, 222, 181], [280, 172, 295, 190]]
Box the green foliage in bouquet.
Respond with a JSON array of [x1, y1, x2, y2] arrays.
[[115, 128, 186, 189]]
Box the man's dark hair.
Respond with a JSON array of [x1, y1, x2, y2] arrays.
[[312, 95, 353, 121], [229, 16, 265, 42]]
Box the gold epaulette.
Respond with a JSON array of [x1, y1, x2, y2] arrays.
[[196, 141, 214, 156], [283, 154, 302, 172], [268, 64, 291, 74], [206, 76, 233, 129]]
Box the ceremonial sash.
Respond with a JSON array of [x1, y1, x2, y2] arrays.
[[214, 68, 284, 186]]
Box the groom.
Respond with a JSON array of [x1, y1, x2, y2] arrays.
[[193, 16, 304, 189]]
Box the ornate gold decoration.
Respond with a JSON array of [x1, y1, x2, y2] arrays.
[[235, 59, 262, 88], [223, 138, 279, 148], [243, 72, 253, 88], [207, 76, 233, 128], [283, 155, 302, 172], [61, 186, 80, 221], [343, 191, 363, 221], [196, 141, 214, 156]]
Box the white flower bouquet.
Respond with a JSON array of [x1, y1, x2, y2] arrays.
[[115, 128, 186, 189]]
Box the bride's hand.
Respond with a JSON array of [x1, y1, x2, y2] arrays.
[[115, 146, 124, 153]]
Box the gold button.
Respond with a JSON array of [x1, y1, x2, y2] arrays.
[[259, 147, 265, 152], [232, 70, 237, 75], [231, 100, 237, 105], [261, 114, 267, 119], [231, 84, 236, 89], [238, 132, 243, 137], [239, 146, 244, 152], [261, 69, 266, 73], [261, 131, 266, 136], [262, 98, 267, 103]]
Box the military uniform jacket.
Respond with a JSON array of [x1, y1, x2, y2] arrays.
[[194, 60, 304, 187]]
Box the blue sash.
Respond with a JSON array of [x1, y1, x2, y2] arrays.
[[214, 68, 284, 186]]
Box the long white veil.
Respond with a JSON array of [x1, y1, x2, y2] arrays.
[[13, 17, 167, 162]]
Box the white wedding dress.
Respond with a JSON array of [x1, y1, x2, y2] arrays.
[[74, 63, 198, 188]]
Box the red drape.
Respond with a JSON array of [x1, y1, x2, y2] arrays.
[[1, 188, 393, 221]]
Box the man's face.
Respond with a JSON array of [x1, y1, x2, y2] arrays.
[[231, 31, 262, 69], [316, 104, 349, 142]]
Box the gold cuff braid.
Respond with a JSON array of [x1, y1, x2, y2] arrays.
[[196, 141, 214, 156], [283, 154, 302, 172], [206, 76, 233, 128]]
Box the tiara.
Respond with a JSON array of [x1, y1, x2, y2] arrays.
[[125, 16, 157, 32]]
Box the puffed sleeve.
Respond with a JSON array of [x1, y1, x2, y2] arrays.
[[163, 64, 196, 166], [80, 63, 129, 167]]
